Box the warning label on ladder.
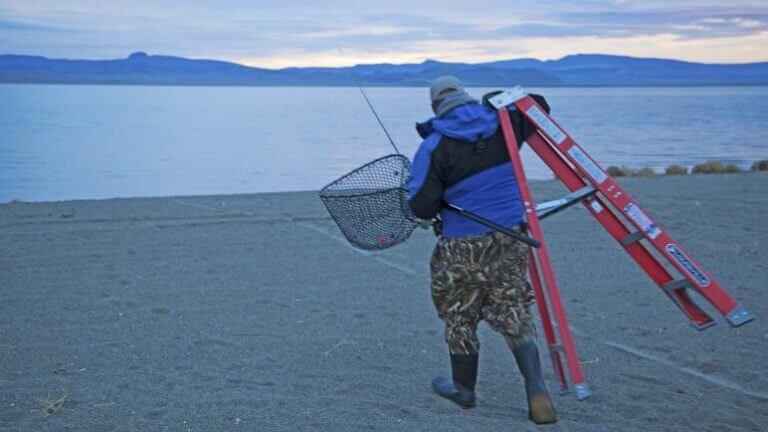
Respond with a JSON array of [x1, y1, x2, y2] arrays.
[[526, 105, 567, 145], [568, 146, 608, 184], [665, 244, 711, 287], [624, 203, 661, 239]]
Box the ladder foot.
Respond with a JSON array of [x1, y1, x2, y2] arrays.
[[572, 383, 591, 400], [691, 319, 717, 331], [726, 304, 755, 327]]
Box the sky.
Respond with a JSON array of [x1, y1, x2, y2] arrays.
[[1, 0, 767, 68]]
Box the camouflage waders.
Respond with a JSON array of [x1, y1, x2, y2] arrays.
[[430, 231, 536, 355]]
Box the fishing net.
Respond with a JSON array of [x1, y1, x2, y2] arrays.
[[319, 154, 421, 250]]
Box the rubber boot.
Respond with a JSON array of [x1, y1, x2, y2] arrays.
[[512, 341, 557, 424], [431, 353, 478, 408]]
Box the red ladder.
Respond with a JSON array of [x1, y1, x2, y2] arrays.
[[487, 88, 754, 400]]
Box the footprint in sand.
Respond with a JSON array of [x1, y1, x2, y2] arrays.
[[226, 378, 276, 389], [622, 372, 669, 386], [144, 408, 166, 420], [192, 338, 238, 351]]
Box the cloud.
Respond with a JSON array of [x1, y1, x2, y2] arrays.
[[494, 8, 768, 39], [0, 17, 58, 32], [302, 24, 425, 39], [0, 1, 767, 65], [235, 31, 768, 68]]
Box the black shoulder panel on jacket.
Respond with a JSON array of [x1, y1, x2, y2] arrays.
[[431, 130, 511, 191], [408, 131, 511, 220]]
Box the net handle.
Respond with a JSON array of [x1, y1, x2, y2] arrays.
[[393, 186, 538, 247], [442, 201, 541, 248]]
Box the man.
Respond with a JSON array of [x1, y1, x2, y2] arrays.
[[407, 76, 557, 424]]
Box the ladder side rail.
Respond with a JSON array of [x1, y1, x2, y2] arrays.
[[527, 251, 568, 391], [513, 96, 744, 321], [498, 107, 591, 399], [525, 132, 715, 328]]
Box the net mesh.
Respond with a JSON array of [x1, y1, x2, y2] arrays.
[[319, 154, 420, 250]]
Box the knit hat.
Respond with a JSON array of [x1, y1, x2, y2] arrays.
[[430, 75, 464, 102], [429, 76, 477, 117]]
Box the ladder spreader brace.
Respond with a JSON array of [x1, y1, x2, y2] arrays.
[[487, 87, 755, 400]]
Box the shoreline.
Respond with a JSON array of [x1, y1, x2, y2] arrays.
[[3, 171, 765, 206], [4, 82, 768, 88]]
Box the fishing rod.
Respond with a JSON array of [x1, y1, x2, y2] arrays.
[[356, 84, 401, 155], [341, 51, 540, 248], [338, 48, 400, 155]]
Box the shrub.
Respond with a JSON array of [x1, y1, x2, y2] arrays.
[[724, 164, 742, 173], [636, 167, 656, 177], [606, 166, 637, 177], [606, 166, 627, 177], [692, 160, 725, 174], [751, 160, 768, 171], [691, 164, 707, 174], [665, 165, 688, 175]]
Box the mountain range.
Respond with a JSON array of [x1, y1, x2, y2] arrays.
[[1, 51, 767, 86]]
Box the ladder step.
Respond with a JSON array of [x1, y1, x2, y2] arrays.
[[548, 343, 565, 353], [536, 185, 597, 220], [661, 279, 692, 293], [619, 231, 645, 247], [660, 280, 716, 330]]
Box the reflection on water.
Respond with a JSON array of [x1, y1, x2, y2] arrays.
[[1, 85, 767, 202]]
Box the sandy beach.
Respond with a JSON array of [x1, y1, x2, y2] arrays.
[[1, 173, 766, 431]]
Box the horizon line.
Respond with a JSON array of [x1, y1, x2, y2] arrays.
[[3, 51, 768, 70]]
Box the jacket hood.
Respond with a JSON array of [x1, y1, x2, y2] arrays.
[[432, 103, 499, 142]]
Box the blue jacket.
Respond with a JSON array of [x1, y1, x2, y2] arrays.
[[407, 102, 524, 237]]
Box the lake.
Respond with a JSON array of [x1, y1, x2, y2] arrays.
[[1, 85, 766, 202]]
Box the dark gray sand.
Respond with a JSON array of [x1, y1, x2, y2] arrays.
[[1, 174, 767, 431]]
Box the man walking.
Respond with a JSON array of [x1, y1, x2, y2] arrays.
[[407, 76, 557, 424]]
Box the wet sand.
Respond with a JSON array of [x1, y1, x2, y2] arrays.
[[1, 173, 767, 431]]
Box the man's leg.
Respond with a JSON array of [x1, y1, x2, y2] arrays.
[[429, 236, 484, 408], [485, 234, 557, 424], [430, 341, 479, 408], [505, 329, 557, 424]]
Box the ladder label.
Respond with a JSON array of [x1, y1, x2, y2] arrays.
[[588, 199, 604, 213], [665, 244, 711, 287], [623, 203, 661, 239], [527, 105, 567, 144], [568, 146, 608, 184]]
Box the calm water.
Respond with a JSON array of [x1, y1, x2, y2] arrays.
[[1, 85, 767, 202]]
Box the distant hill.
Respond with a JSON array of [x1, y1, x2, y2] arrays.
[[1, 51, 767, 86]]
